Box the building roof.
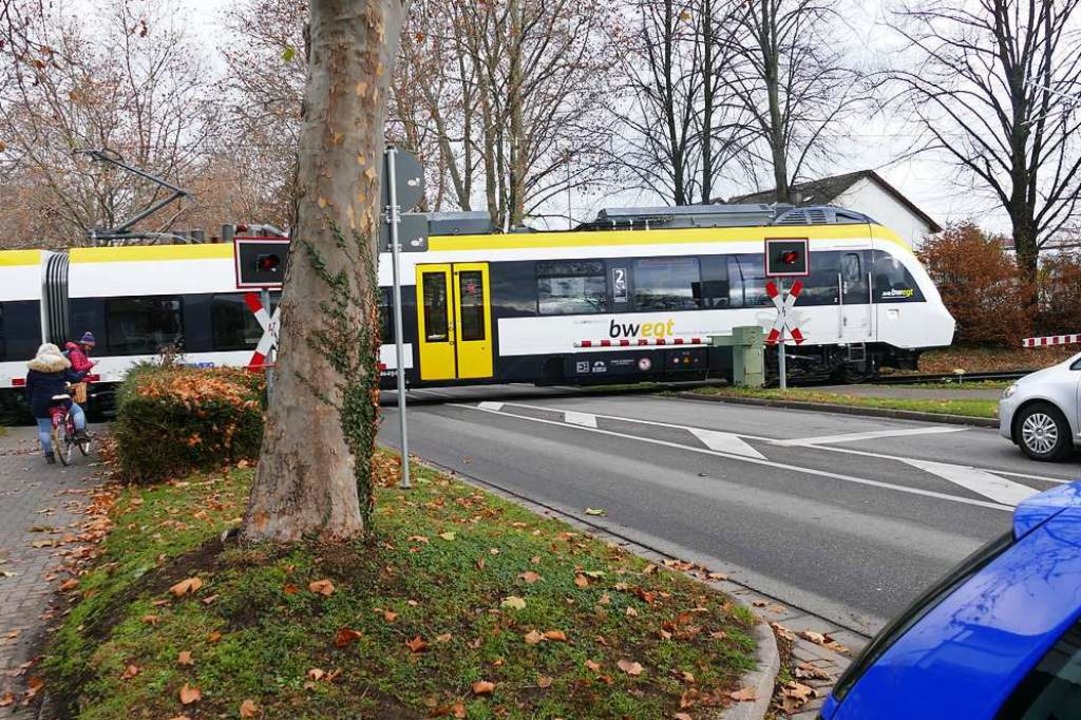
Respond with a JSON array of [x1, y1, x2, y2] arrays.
[[725, 169, 943, 233]]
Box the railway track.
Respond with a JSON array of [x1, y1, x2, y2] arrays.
[[867, 370, 1032, 386]]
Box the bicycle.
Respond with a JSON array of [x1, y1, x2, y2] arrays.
[[48, 393, 91, 466]]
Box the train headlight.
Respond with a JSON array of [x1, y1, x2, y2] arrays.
[[1003, 384, 1018, 399]]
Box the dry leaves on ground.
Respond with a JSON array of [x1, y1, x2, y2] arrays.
[[239, 699, 259, 718], [334, 628, 363, 648], [406, 636, 428, 653], [178, 683, 202, 705], [617, 659, 644, 676], [169, 577, 203, 597], [309, 579, 335, 596], [177, 651, 193, 666], [729, 686, 757, 702], [471, 680, 495, 696], [501, 596, 526, 610]]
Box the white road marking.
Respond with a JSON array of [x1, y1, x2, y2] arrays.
[[477, 401, 505, 412], [773, 426, 968, 447], [564, 411, 598, 428], [688, 428, 767, 459], [456, 403, 1012, 512], [900, 458, 1039, 507], [479, 401, 1071, 489]]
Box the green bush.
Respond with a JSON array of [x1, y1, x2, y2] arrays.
[[112, 367, 266, 483]]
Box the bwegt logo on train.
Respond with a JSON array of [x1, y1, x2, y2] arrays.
[[609, 318, 676, 339]]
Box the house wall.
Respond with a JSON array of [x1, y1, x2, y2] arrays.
[[833, 179, 935, 249]]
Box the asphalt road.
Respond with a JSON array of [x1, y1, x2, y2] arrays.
[[378, 385, 1080, 637]]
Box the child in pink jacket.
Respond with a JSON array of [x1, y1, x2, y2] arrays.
[[65, 331, 98, 373]]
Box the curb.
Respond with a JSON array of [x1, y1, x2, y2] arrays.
[[676, 391, 999, 428], [403, 455, 781, 720], [722, 613, 780, 720]]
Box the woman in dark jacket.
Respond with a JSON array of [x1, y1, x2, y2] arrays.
[[25, 343, 89, 464]]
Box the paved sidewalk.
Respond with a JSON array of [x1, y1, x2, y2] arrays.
[[0, 427, 101, 717]]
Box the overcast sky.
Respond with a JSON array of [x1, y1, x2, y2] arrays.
[[164, 0, 1004, 234]]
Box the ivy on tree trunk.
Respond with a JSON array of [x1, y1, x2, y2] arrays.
[[242, 0, 409, 543]]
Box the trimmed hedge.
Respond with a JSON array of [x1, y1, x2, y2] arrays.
[[112, 367, 266, 483]]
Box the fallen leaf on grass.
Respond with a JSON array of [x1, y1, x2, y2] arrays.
[[617, 659, 644, 676], [543, 630, 567, 642], [383, 611, 398, 623], [169, 577, 203, 597], [584, 508, 606, 516], [207, 631, 222, 643], [728, 686, 757, 702], [59, 578, 79, 592], [519, 571, 542, 584], [283, 583, 300, 595], [585, 659, 602, 672], [120, 664, 140, 680], [680, 688, 699, 708], [524, 630, 544, 645], [435, 633, 453, 643], [201, 594, 219, 605], [179, 683, 202, 705], [471, 680, 495, 696], [141, 615, 159, 626], [309, 579, 335, 596], [574, 575, 589, 588], [407, 535, 429, 544], [438, 531, 456, 541], [334, 628, 363, 648], [451, 703, 467, 718], [501, 596, 526, 610], [406, 636, 428, 653], [239, 699, 259, 718], [625, 607, 639, 618], [177, 651, 193, 666], [537, 675, 553, 688], [675, 714, 693, 720]]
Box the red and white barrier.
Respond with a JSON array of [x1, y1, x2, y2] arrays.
[[574, 337, 707, 348], [1023, 334, 1081, 348]]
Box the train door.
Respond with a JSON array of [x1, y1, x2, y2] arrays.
[[839, 248, 873, 343], [415, 263, 493, 381]]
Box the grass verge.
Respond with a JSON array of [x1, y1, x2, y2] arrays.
[[692, 386, 998, 419], [44, 455, 756, 719]]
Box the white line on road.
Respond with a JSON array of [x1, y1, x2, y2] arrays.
[[900, 458, 1039, 507], [477, 402, 505, 412], [564, 411, 598, 428], [773, 426, 968, 447], [688, 428, 767, 459], [481, 401, 1071, 488], [455, 403, 1013, 512]]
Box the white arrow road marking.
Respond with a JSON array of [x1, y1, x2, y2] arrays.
[[457, 403, 1011, 512], [688, 428, 767, 459], [900, 458, 1039, 507], [774, 426, 968, 447], [477, 402, 505, 412], [564, 411, 598, 428]]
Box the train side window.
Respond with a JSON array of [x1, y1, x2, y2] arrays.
[[872, 251, 925, 303], [730, 254, 770, 307], [457, 271, 486, 341], [104, 297, 184, 356], [378, 288, 394, 343], [841, 252, 870, 305], [422, 273, 450, 340], [633, 257, 702, 311], [211, 294, 279, 352], [800, 251, 841, 306], [697, 256, 730, 308], [0, 300, 44, 362], [537, 260, 607, 315]]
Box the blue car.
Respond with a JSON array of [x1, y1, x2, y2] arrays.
[[820, 481, 1081, 719]]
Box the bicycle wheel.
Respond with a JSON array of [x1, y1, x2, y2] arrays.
[[53, 420, 72, 466], [77, 430, 91, 456]]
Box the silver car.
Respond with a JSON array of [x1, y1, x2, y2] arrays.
[[1000, 352, 1081, 461]]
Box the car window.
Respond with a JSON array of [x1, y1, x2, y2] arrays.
[[996, 616, 1081, 719]]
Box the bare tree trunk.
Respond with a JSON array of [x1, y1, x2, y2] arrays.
[[507, 0, 527, 226], [243, 0, 408, 543]]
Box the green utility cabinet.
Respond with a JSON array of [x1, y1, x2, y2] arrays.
[[711, 326, 765, 388]]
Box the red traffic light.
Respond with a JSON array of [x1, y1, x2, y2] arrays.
[[256, 254, 281, 273], [781, 250, 800, 265]]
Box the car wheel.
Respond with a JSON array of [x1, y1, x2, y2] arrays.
[[1016, 403, 1073, 462]]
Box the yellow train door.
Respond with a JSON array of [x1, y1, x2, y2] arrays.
[[415, 263, 493, 381], [452, 263, 493, 379]]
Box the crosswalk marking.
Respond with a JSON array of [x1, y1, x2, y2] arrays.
[[564, 411, 598, 428], [688, 428, 767, 459], [774, 427, 967, 447], [900, 458, 1038, 507], [477, 402, 505, 412]]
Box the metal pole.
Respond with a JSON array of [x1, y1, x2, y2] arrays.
[[778, 280, 787, 390], [261, 287, 275, 398], [387, 146, 412, 490]]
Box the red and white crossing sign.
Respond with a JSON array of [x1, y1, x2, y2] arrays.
[[764, 279, 805, 346], [244, 292, 280, 369]]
